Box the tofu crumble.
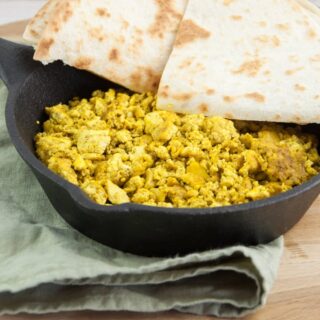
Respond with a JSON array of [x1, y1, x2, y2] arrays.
[[35, 89, 320, 207]]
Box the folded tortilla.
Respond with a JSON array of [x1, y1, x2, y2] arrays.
[[23, 0, 59, 45], [25, 0, 187, 93], [157, 0, 320, 123]]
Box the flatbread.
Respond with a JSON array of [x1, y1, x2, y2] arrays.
[[27, 0, 187, 93], [157, 0, 320, 123], [23, 0, 59, 45]]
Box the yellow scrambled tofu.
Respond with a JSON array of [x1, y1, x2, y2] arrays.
[[35, 89, 320, 207]]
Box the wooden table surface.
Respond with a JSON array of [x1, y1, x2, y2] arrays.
[[0, 20, 320, 320]]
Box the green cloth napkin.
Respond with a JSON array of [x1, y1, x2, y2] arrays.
[[0, 81, 283, 318]]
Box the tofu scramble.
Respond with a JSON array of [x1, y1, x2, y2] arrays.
[[35, 89, 320, 208]]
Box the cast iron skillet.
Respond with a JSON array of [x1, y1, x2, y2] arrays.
[[1, 38, 320, 257]]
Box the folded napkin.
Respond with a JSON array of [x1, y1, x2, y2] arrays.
[[0, 81, 283, 318]]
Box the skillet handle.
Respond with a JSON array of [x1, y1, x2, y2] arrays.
[[0, 38, 39, 90]]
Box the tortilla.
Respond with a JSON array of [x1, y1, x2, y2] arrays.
[[26, 0, 187, 93], [157, 0, 320, 123], [23, 0, 59, 45]]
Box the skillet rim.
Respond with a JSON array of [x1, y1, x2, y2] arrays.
[[4, 69, 320, 216]]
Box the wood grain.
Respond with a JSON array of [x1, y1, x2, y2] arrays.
[[0, 20, 29, 42], [0, 20, 320, 320]]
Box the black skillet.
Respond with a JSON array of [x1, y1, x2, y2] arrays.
[[0, 38, 320, 257]]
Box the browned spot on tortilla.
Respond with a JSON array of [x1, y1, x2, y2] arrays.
[[74, 56, 92, 69], [245, 92, 265, 103], [159, 85, 170, 98], [96, 8, 111, 17], [314, 95, 320, 100], [149, 0, 183, 39], [122, 19, 129, 29], [224, 113, 234, 119], [231, 15, 242, 21], [179, 58, 193, 68], [128, 28, 144, 54], [206, 88, 215, 95], [51, 20, 60, 33], [175, 19, 211, 47], [255, 35, 268, 43], [254, 35, 280, 47], [285, 67, 304, 75], [129, 38, 143, 55], [272, 36, 281, 47], [160, 90, 169, 98], [35, 38, 54, 58], [135, 27, 143, 35], [130, 72, 142, 89], [264, 70, 270, 76], [146, 68, 161, 91], [294, 115, 302, 123], [308, 28, 317, 38], [276, 23, 289, 31], [54, 0, 60, 11], [259, 21, 267, 27], [33, 0, 51, 19], [223, 0, 234, 5], [136, 37, 143, 45], [89, 28, 105, 42], [274, 114, 281, 121], [290, 1, 301, 12], [198, 104, 209, 113], [223, 96, 235, 103], [117, 35, 125, 44], [310, 54, 320, 62], [62, 4, 73, 22], [172, 93, 193, 101], [30, 29, 39, 37], [130, 68, 160, 92], [48, 0, 77, 32], [109, 49, 120, 62], [294, 84, 306, 92], [196, 63, 205, 72], [233, 59, 264, 77]]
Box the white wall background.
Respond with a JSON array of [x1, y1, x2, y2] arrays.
[[0, 0, 46, 25]]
